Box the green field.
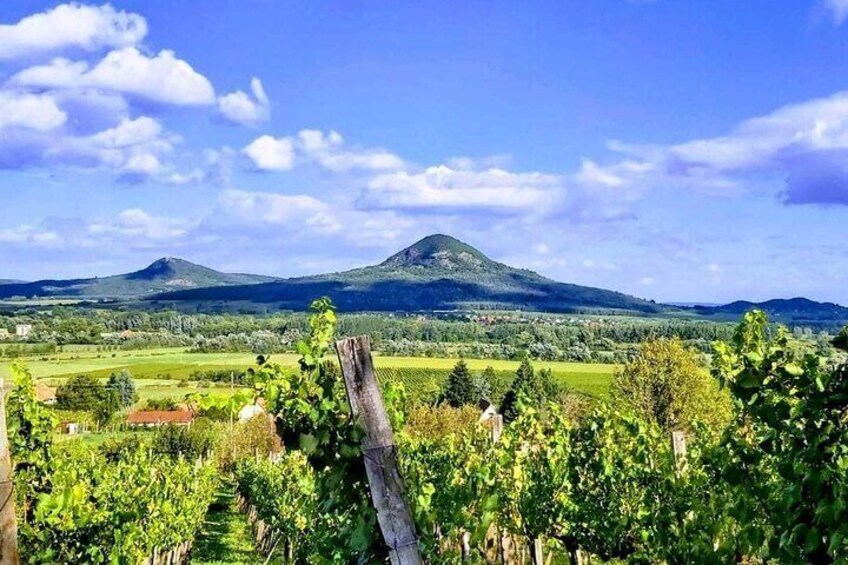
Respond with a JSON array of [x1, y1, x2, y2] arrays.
[[1, 347, 616, 401]]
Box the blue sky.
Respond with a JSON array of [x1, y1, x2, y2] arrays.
[[2, 1, 848, 304]]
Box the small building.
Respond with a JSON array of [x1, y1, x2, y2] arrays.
[[0, 328, 9, 340], [478, 399, 498, 422], [15, 324, 32, 338], [60, 422, 80, 435], [34, 383, 56, 405], [127, 410, 193, 428]]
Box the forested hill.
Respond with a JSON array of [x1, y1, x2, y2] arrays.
[[0, 257, 275, 300], [150, 234, 665, 314], [694, 297, 848, 328]]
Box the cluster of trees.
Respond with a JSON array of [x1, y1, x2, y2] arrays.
[[1, 306, 750, 361], [437, 357, 564, 424], [55, 370, 137, 424]]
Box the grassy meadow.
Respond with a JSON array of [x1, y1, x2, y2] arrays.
[[1, 346, 617, 404]]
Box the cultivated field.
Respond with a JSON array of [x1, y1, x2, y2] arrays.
[[0, 346, 617, 401]]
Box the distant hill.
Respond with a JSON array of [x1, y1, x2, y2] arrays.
[[0, 279, 26, 285], [151, 234, 664, 314], [695, 297, 848, 328], [0, 257, 275, 300]]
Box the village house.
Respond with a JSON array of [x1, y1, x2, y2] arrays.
[[126, 410, 194, 428], [15, 324, 32, 338]]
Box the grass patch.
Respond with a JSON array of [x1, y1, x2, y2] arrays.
[[193, 484, 280, 565]]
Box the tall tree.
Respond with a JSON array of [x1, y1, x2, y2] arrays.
[[441, 359, 475, 407], [472, 366, 496, 403], [107, 370, 137, 408], [611, 338, 730, 432], [56, 375, 104, 411], [500, 358, 558, 422]]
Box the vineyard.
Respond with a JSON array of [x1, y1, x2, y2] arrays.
[[2, 300, 848, 563], [5, 367, 218, 563], [229, 304, 848, 563]]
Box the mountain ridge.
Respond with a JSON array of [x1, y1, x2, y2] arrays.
[[694, 297, 848, 327], [148, 235, 664, 314], [0, 257, 275, 300]]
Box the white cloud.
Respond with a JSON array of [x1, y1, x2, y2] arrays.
[[242, 129, 405, 173], [825, 0, 848, 24], [218, 78, 270, 125], [0, 3, 147, 60], [217, 189, 340, 233], [579, 90, 848, 205], [73, 116, 175, 176], [108, 208, 189, 240], [0, 91, 66, 131], [361, 165, 560, 213], [242, 135, 294, 171], [12, 47, 216, 106], [297, 129, 405, 172]]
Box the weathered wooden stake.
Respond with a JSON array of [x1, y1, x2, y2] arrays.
[[570, 548, 590, 565], [0, 379, 20, 565], [491, 413, 503, 443], [336, 336, 423, 565], [530, 537, 544, 565], [671, 430, 687, 477]]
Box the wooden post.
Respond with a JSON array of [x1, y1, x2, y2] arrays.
[[0, 379, 20, 565], [671, 431, 687, 477], [491, 413, 503, 443], [336, 336, 423, 565], [530, 537, 544, 565], [569, 548, 590, 565]]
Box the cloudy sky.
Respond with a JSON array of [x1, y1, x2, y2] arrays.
[[2, 1, 848, 304]]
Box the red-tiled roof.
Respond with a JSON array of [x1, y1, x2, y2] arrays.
[[127, 410, 193, 424]]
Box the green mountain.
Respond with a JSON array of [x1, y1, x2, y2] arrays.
[[150, 234, 664, 314], [0, 257, 275, 300], [694, 297, 848, 329]]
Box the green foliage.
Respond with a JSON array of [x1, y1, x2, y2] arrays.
[[248, 297, 382, 561], [23, 441, 217, 563], [710, 310, 848, 562], [216, 412, 282, 471], [832, 325, 848, 352], [234, 453, 317, 561], [403, 403, 481, 440], [106, 369, 137, 408], [8, 368, 216, 563], [55, 374, 103, 410], [55, 374, 122, 425], [611, 338, 731, 433], [440, 359, 475, 407], [7, 364, 57, 523], [152, 418, 220, 460], [144, 396, 180, 411], [500, 358, 559, 422]]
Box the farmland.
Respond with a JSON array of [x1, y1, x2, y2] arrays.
[[0, 345, 616, 404]]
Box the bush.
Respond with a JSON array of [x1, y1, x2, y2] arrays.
[[403, 404, 481, 440], [216, 413, 282, 470], [611, 338, 731, 433], [152, 418, 220, 460]]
